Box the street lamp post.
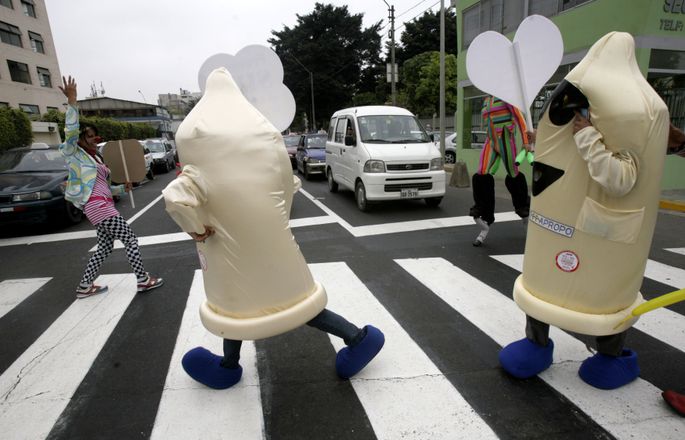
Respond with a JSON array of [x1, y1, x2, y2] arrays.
[[288, 53, 316, 132]]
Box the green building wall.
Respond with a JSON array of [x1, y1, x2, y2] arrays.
[[454, 0, 685, 189]]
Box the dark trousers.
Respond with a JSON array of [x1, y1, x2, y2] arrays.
[[220, 308, 363, 369], [525, 315, 627, 356]]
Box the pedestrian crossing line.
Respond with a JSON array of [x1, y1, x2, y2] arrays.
[[491, 254, 685, 354], [666, 248, 685, 256], [396, 258, 685, 440], [0, 278, 50, 319], [0, 230, 96, 248], [151, 270, 264, 440], [310, 262, 498, 440], [0, 274, 137, 440]]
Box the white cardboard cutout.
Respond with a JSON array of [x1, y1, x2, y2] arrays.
[[466, 15, 563, 124], [198, 45, 296, 132]]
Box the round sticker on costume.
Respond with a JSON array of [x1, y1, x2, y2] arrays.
[[198, 249, 208, 271], [555, 250, 579, 272]]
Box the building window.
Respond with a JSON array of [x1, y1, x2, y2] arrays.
[[46, 106, 58, 112], [529, 0, 559, 17], [480, 0, 503, 33], [0, 21, 22, 47], [462, 4, 480, 49], [19, 103, 39, 116], [0, 0, 13, 9], [502, 0, 524, 34], [37, 66, 51, 87], [28, 31, 43, 53], [7, 60, 31, 84], [561, 0, 592, 11], [0, 102, 9, 108], [21, 0, 35, 17]]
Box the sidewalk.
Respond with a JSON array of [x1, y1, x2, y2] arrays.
[[445, 164, 685, 213]]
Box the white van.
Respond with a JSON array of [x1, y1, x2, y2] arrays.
[[325, 106, 446, 211]]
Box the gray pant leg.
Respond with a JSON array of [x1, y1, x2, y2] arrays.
[[525, 315, 550, 346]]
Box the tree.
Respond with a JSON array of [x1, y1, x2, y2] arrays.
[[395, 9, 458, 67], [0, 108, 33, 152], [401, 51, 458, 118], [269, 3, 382, 131]]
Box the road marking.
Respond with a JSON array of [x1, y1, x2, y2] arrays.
[[491, 254, 685, 354], [0, 230, 96, 248], [397, 257, 685, 440], [0, 278, 50, 319], [127, 194, 164, 225], [665, 248, 685, 256], [151, 270, 263, 440], [0, 274, 137, 440], [310, 262, 498, 439]]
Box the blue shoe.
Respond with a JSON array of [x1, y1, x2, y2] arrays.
[[499, 337, 554, 379], [336, 325, 385, 379], [579, 349, 639, 390], [181, 347, 243, 390]]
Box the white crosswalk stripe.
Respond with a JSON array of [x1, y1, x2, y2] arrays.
[[311, 262, 498, 440], [397, 257, 685, 440], [0, 274, 137, 440], [151, 270, 264, 440], [0, 278, 50, 319], [491, 254, 685, 353]]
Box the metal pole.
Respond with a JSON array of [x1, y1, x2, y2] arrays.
[[390, 5, 396, 106], [439, 0, 446, 158], [310, 72, 316, 132]]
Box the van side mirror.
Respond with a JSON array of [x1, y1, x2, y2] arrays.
[[144, 148, 150, 154], [344, 135, 355, 146]]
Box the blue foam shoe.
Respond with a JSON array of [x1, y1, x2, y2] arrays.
[[181, 346, 243, 390], [499, 337, 554, 379], [578, 348, 639, 390], [336, 325, 385, 379]]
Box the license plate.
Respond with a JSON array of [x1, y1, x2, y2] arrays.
[[0, 207, 14, 212], [400, 188, 419, 198]]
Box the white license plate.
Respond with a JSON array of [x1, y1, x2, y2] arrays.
[[0, 207, 14, 212], [400, 188, 419, 198]]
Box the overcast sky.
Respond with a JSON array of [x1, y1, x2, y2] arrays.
[[45, 0, 443, 104]]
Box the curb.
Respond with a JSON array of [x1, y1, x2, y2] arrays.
[[659, 199, 685, 212]]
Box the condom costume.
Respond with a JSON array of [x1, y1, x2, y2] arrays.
[[163, 68, 384, 389], [470, 96, 530, 246], [498, 32, 669, 389]]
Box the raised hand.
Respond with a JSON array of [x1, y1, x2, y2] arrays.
[[58, 76, 77, 105]]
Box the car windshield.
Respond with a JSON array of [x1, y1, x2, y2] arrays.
[[357, 115, 431, 143], [305, 135, 327, 149], [283, 136, 299, 147], [0, 149, 67, 173], [145, 141, 166, 153]]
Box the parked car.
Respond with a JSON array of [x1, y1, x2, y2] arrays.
[[0, 143, 83, 226], [432, 132, 457, 164], [295, 133, 327, 179], [97, 141, 154, 183], [142, 138, 176, 173], [326, 105, 446, 211], [283, 134, 300, 169], [471, 130, 487, 149]]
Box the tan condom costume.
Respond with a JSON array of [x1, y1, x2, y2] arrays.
[[514, 32, 669, 335], [163, 67, 327, 340]]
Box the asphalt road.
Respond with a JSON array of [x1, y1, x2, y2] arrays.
[[1, 168, 684, 440]]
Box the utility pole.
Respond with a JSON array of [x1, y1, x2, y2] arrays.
[[439, 0, 446, 158], [288, 53, 316, 132], [384, 1, 396, 105]]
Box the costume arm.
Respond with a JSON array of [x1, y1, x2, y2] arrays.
[[59, 105, 79, 157], [162, 164, 209, 234], [573, 126, 638, 197]]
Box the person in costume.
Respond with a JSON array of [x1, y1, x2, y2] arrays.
[[470, 96, 532, 246], [58, 76, 164, 299], [498, 32, 669, 390], [162, 67, 384, 389], [661, 122, 685, 414]]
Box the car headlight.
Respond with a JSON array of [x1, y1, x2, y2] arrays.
[[12, 191, 53, 202], [430, 157, 444, 170], [363, 160, 385, 173], [308, 158, 322, 164]]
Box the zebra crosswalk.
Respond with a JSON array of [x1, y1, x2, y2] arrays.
[[1, 255, 684, 439]]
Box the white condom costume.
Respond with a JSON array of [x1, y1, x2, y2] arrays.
[[514, 32, 669, 336], [163, 68, 327, 340]]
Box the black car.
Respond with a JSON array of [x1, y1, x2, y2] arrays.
[[0, 143, 83, 226]]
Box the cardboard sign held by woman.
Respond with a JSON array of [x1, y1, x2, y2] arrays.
[[102, 139, 146, 207]]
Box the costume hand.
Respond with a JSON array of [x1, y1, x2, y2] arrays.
[[190, 226, 215, 243], [58, 76, 77, 105], [572, 111, 591, 134], [667, 123, 685, 153]]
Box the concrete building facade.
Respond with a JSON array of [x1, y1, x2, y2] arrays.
[[0, 0, 64, 116], [454, 0, 685, 189]]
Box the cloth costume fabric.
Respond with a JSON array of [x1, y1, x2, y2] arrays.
[[471, 97, 531, 225], [514, 31, 669, 337], [162, 67, 328, 341]]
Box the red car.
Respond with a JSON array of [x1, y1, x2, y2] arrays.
[[283, 134, 299, 169]]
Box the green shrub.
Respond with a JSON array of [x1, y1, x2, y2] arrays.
[[0, 107, 33, 152]]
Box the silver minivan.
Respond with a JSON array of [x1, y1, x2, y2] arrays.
[[325, 106, 446, 211]]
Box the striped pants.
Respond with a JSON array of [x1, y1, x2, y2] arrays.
[[79, 215, 147, 287]]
